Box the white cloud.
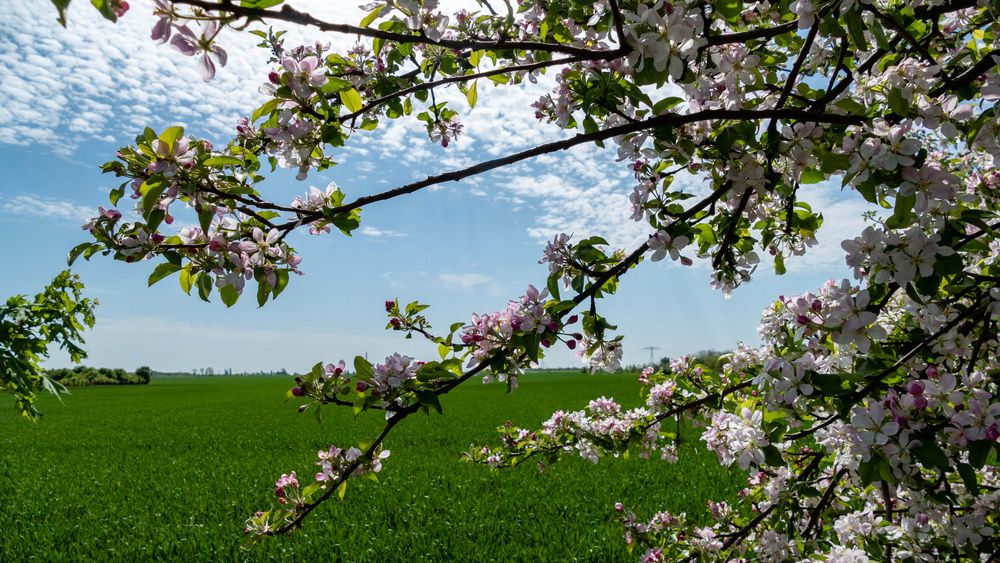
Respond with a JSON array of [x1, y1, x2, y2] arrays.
[[360, 225, 407, 238], [1, 194, 92, 223], [782, 181, 871, 273], [0, 0, 377, 154], [438, 272, 492, 290]]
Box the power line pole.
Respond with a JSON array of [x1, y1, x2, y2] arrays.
[[642, 346, 660, 365]]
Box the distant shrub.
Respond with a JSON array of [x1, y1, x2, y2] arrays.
[[45, 366, 149, 387]]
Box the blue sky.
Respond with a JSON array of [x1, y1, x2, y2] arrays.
[[0, 0, 867, 373]]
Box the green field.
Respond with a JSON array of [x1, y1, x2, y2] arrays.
[[0, 372, 742, 561]]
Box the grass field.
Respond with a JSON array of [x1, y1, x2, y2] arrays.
[[0, 372, 742, 561]]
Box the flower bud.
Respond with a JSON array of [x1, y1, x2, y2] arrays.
[[385, 300, 394, 312], [269, 71, 281, 84], [566, 339, 576, 350], [567, 315, 578, 324], [356, 381, 368, 392], [291, 386, 304, 397]]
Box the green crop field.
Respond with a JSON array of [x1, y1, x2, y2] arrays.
[[0, 372, 742, 561]]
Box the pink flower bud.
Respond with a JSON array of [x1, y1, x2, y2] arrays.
[[811, 299, 822, 312], [541, 338, 551, 348], [566, 339, 577, 350], [908, 381, 925, 395], [385, 300, 394, 312], [926, 365, 939, 378], [356, 381, 368, 392], [567, 315, 578, 324], [269, 71, 281, 84], [291, 386, 305, 397]]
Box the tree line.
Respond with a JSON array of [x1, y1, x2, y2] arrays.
[[45, 366, 152, 386]]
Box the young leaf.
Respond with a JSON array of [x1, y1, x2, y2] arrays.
[[339, 89, 364, 113], [148, 262, 181, 286], [466, 80, 478, 108]]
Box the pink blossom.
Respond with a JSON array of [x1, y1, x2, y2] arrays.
[[170, 21, 228, 81]]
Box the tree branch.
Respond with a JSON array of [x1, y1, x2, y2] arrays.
[[286, 109, 864, 232], [172, 0, 624, 59], [339, 55, 593, 123]]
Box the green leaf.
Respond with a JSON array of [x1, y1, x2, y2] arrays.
[[969, 440, 992, 469], [240, 0, 284, 7], [761, 444, 784, 467], [197, 272, 213, 302], [651, 97, 684, 114], [913, 441, 950, 471], [858, 456, 881, 484], [886, 88, 910, 116], [773, 253, 786, 275], [359, 5, 383, 27], [109, 186, 125, 206], [272, 270, 289, 299], [834, 98, 868, 116], [147, 262, 181, 286], [220, 284, 239, 307], [251, 98, 281, 123], [179, 268, 194, 295], [339, 89, 364, 113], [466, 80, 478, 108], [141, 181, 166, 219], [203, 156, 243, 167], [799, 169, 825, 184], [354, 356, 374, 380], [416, 390, 443, 415], [844, 6, 868, 50], [158, 125, 185, 149], [146, 208, 166, 233], [90, 0, 118, 22], [51, 0, 72, 26], [956, 463, 979, 495], [715, 0, 743, 23], [547, 273, 561, 301], [337, 480, 347, 500], [68, 242, 94, 266], [256, 278, 270, 307]]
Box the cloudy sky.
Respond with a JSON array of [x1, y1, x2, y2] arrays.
[[0, 0, 868, 373]]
